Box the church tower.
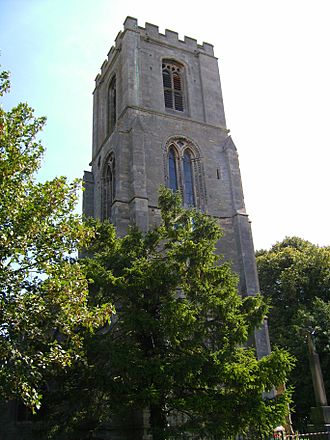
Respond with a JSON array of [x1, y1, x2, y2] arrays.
[[83, 16, 270, 359]]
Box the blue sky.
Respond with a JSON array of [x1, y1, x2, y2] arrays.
[[1, 0, 330, 250]]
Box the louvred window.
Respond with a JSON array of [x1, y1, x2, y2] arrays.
[[162, 61, 184, 112]]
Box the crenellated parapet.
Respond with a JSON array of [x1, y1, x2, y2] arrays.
[[124, 16, 214, 54], [95, 16, 214, 87]]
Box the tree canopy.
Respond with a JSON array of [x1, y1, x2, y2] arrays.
[[0, 70, 112, 411], [256, 237, 330, 429], [36, 189, 294, 440]]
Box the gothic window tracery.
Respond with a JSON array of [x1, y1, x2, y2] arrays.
[[102, 153, 115, 220], [162, 60, 184, 112], [165, 139, 205, 209]]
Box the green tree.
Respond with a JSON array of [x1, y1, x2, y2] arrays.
[[41, 189, 294, 440], [0, 71, 112, 411], [256, 237, 330, 429]]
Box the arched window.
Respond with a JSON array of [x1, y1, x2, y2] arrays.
[[162, 61, 184, 112], [168, 146, 178, 191], [108, 76, 116, 134], [165, 140, 204, 209], [102, 154, 115, 220], [183, 150, 195, 207]]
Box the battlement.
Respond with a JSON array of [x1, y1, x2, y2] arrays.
[[124, 16, 214, 55], [95, 16, 214, 87]]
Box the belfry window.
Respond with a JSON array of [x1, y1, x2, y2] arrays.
[[108, 76, 116, 134], [162, 61, 184, 112], [102, 154, 115, 220]]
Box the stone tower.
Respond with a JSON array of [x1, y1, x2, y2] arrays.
[[83, 16, 270, 359]]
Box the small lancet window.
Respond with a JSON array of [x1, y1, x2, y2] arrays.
[[183, 150, 195, 207], [102, 154, 115, 220], [108, 76, 116, 134], [162, 61, 184, 112], [168, 147, 178, 191]]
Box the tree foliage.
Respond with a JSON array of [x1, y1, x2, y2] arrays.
[[38, 189, 294, 440], [0, 71, 112, 410], [256, 237, 330, 429]]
